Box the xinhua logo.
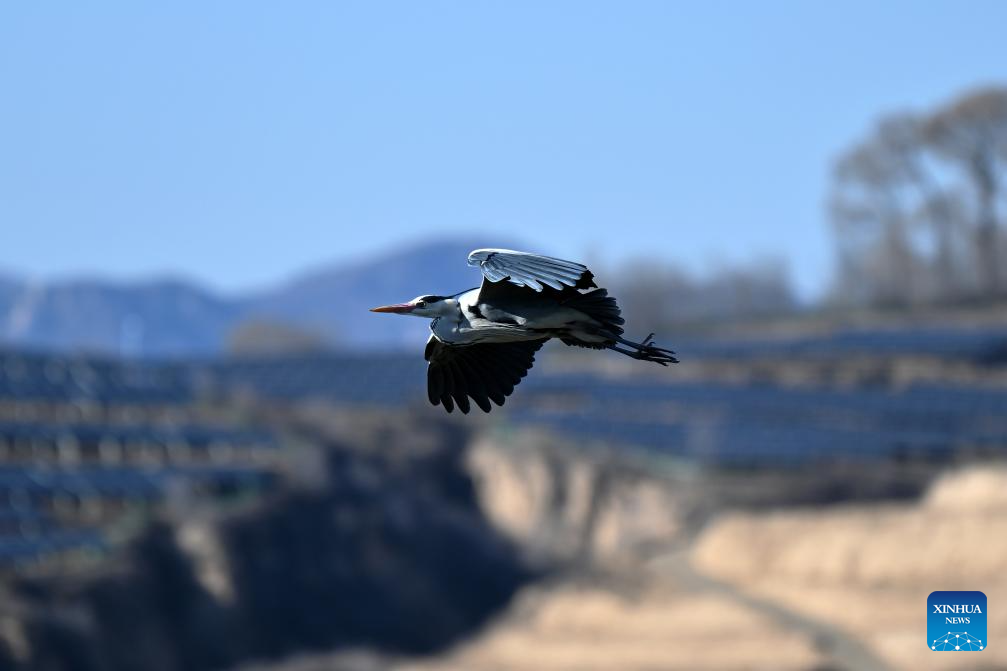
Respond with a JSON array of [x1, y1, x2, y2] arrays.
[[928, 591, 987, 651]]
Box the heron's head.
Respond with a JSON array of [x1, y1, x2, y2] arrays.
[[370, 294, 452, 318]]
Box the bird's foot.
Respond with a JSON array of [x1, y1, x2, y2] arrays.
[[609, 333, 679, 365], [635, 333, 677, 365], [631, 346, 678, 366]]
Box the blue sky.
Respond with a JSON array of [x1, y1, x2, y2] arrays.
[[2, 2, 1005, 299]]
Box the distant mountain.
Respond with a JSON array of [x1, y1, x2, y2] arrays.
[[248, 238, 514, 349], [0, 238, 523, 356], [0, 277, 242, 357]]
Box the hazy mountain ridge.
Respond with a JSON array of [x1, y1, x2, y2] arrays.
[[0, 239, 520, 356], [247, 238, 507, 349], [0, 277, 243, 356]]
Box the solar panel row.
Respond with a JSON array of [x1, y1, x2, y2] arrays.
[[2, 329, 1005, 566]]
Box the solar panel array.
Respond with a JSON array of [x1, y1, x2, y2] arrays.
[[210, 353, 425, 404], [0, 350, 281, 570], [208, 326, 1007, 466], [2, 323, 1006, 568], [0, 350, 193, 404], [673, 326, 1007, 361], [511, 378, 1007, 465]]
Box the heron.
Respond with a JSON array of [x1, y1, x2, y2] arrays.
[[371, 248, 677, 413]]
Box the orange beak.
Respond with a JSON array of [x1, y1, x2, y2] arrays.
[[369, 303, 415, 314]]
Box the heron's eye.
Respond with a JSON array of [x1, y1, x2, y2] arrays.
[[416, 301, 427, 308]]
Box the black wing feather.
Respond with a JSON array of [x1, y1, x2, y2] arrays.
[[424, 337, 546, 414]]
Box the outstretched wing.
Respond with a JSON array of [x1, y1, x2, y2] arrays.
[[425, 336, 546, 414], [468, 249, 597, 301]]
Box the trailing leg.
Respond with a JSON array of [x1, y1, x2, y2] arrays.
[[605, 331, 678, 365]]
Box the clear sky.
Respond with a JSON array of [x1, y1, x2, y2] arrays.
[[2, 2, 1005, 299]]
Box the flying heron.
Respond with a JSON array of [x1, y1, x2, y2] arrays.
[[371, 248, 677, 413]]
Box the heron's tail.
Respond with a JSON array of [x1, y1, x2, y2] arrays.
[[562, 288, 625, 336]]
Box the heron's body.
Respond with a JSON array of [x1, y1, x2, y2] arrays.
[[371, 248, 676, 413], [428, 288, 611, 346]]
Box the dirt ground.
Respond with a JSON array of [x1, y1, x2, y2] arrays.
[[241, 465, 1007, 671], [395, 579, 827, 671], [402, 465, 1007, 671], [690, 466, 1007, 671]]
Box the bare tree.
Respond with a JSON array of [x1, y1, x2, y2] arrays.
[[614, 258, 795, 332], [830, 87, 1007, 306], [924, 88, 1007, 296]]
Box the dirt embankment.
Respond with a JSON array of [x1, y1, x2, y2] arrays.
[[5, 411, 1003, 671], [692, 465, 1007, 670], [0, 416, 533, 671], [465, 432, 683, 566], [386, 444, 1007, 671]]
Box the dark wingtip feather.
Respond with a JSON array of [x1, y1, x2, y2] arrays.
[[426, 338, 546, 415]]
